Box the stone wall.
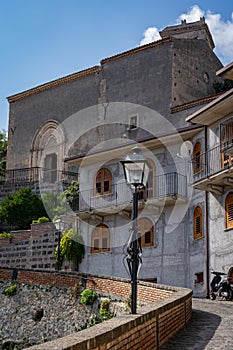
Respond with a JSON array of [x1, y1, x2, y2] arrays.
[[0, 281, 101, 349], [0, 267, 192, 350], [0, 223, 57, 270]]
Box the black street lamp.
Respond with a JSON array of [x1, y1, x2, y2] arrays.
[[121, 146, 149, 314], [54, 217, 65, 271]]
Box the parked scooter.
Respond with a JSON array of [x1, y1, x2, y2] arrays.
[[210, 271, 233, 301]]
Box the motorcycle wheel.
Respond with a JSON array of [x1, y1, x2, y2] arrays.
[[227, 289, 233, 301], [210, 292, 216, 300]]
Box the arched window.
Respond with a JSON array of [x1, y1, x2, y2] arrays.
[[94, 168, 112, 196], [193, 142, 202, 174], [225, 193, 233, 229], [137, 217, 154, 247], [228, 267, 233, 278], [194, 206, 203, 240], [91, 224, 110, 253]]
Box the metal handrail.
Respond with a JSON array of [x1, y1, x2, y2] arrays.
[[5, 167, 79, 184], [192, 143, 233, 183], [74, 172, 187, 212]]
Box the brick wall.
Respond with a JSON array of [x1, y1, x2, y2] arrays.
[[0, 267, 192, 350]]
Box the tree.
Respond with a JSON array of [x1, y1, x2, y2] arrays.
[[0, 130, 7, 179], [0, 187, 48, 229], [213, 79, 233, 93], [42, 180, 80, 220]]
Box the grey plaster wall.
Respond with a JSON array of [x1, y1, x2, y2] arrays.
[[7, 36, 222, 171], [5, 25, 226, 298], [7, 73, 100, 169]]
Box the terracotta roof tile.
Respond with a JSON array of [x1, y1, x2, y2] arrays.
[[101, 38, 172, 64], [7, 66, 101, 102], [170, 92, 224, 113]]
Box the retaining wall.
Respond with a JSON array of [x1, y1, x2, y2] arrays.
[[0, 267, 192, 350], [0, 223, 57, 270]]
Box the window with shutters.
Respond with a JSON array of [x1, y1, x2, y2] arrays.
[[91, 224, 110, 253], [94, 168, 112, 196], [220, 121, 233, 168], [137, 217, 154, 247], [193, 142, 202, 174], [194, 206, 203, 240], [226, 193, 233, 229]]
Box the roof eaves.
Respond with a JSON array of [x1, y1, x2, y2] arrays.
[[101, 38, 172, 65], [171, 93, 223, 114], [64, 124, 202, 163], [216, 61, 233, 77], [186, 88, 233, 123], [7, 65, 101, 102]]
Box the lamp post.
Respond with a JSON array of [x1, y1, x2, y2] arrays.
[[121, 146, 149, 314], [54, 217, 65, 271]]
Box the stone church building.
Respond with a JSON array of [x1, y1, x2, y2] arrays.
[[3, 18, 233, 297]]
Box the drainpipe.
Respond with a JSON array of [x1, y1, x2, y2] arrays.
[[204, 125, 210, 298]]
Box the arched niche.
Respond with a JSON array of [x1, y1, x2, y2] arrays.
[[30, 120, 65, 180]]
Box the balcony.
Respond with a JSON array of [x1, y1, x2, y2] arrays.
[[73, 172, 187, 216], [5, 167, 79, 185], [192, 144, 233, 193]]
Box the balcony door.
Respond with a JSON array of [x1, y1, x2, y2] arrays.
[[220, 120, 233, 168]]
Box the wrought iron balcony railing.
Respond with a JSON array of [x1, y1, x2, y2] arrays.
[[73, 172, 187, 213], [192, 143, 233, 184], [5, 167, 79, 184]]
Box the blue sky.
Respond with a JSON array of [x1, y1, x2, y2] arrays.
[[1, 1, 233, 131]]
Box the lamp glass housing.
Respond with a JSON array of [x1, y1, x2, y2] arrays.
[[54, 217, 65, 231], [121, 146, 149, 188]]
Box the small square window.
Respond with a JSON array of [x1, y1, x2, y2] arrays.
[[129, 115, 138, 130], [195, 272, 203, 284]]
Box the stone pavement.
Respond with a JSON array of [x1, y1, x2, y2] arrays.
[[160, 298, 233, 350]]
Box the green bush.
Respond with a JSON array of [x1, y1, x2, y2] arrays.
[[54, 228, 85, 268], [80, 289, 97, 305], [100, 299, 112, 319], [4, 284, 17, 296], [0, 232, 12, 239], [32, 216, 50, 224]]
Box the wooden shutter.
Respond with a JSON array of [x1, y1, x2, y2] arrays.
[[137, 218, 154, 247], [194, 206, 202, 239], [91, 224, 110, 253], [95, 168, 112, 195], [226, 193, 233, 229], [193, 142, 202, 174]]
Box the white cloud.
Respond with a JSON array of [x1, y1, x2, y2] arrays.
[[140, 27, 161, 46], [179, 4, 204, 22], [205, 11, 233, 64], [140, 5, 233, 64]]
